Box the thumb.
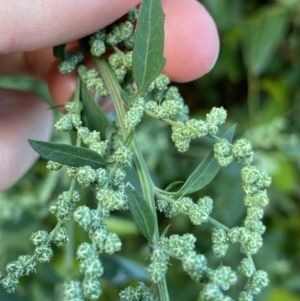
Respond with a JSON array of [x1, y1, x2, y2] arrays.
[[0, 0, 139, 53]]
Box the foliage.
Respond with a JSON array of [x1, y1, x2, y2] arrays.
[[1, 0, 300, 301]]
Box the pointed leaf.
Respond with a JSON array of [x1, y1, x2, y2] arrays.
[[120, 89, 132, 106], [165, 181, 184, 192], [133, 0, 166, 96], [0, 76, 53, 106], [29, 140, 106, 169], [175, 125, 236, 196], [80, 81, 109, 139], [126, 186, 155, 241]]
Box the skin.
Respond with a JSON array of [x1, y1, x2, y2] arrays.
[[0, 0, 219, 191]]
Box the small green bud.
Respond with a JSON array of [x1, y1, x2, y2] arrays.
[[147, 261, 168, 283], [80, 257, 104, 278], [35, 245, 53, 263], [46, 160, 63, 170], [178, 197, 193, 215], [113, 67, 127, 83], [82, 277, 102, 300], [95, 78, 109, 97], [77, 243, 96, 261], [246, 206, 264, 220], [245, 270, 269, 295], [127, 8, 139, 22], [6, 261, 24, 278], [55, 114, 73, 131], [1, 274, 19, 294], [238, 291, 253, 301], [111, 168, 126, 186], [90, 39, 106, 57], [212, 228, 227, 244], [77, 166, 97, 187], [30, 230, 49, 246], [188, 203, 210, 225], [92, 227, 108, 249], [206, 107, 227, 126], [209, 266, 237, 291], [150, 249, 169, 262], [49, 199, 73, 222], [161, 100, 184, 117], [18, 255, 36, 275], [212, 242, 229, 257], [111, 146, 133, 168], [182, 251, 207, 281], [65, 100, 83, 114], [89, 141, 107, 157], [53, 226, 69, 247], [96, 189, 128, 211], [238, 258, 255, 278], [73, 206, 91, 231], [244, 190, 269, 207], [63, 280, 84, 300], [214, 139, 233, 167], [95, 168, 108, 187], [199, 283, 223, 300], [103, 232, 122, 254], [232, 139, 254, 165]]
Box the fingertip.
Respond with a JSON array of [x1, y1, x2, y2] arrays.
[[162, 0, 219, 82]]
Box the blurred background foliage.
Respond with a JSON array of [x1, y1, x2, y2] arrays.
[[1, 0, 300, 300]]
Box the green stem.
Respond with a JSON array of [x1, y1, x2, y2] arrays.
[[94, 57, 169, 301]]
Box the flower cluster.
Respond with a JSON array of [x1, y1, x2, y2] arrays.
[[214, 137, 255, 168], [170, 107, 227, 152], [157, 195, 213, 225], [0, 255, 36, 293], [64, 243, 104, 300], [119, 283, 156, 301]]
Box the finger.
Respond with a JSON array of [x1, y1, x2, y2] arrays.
[[162, 0, 219, 82], [0, 0, 139, 53], [47, 0, 219, 104], [0, 90, 53, 191]]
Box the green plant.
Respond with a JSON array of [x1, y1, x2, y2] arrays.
[[0, 1, 272, 300]]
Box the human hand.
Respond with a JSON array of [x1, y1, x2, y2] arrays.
[[0, 0, 219, 191]]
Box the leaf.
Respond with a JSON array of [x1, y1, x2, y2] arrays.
[[29, 140, 106, 169], [174, 125, 236, 196], [120, 89, 132, 106], [242, 7, 288, 76], [132, 0, 166, 96], [165, 181, 184, 192], [0, 76, 53, 106], [126, 186, 156, 241], [101, 255, 149, 284], [53, 44, 66, 59], [80, 81, 109, 139]]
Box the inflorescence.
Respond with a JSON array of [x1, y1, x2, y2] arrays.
[[0, 5, 271, 301]]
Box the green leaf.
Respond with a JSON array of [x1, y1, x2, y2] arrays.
[[175, 125, 236, 196], [132, 0, 166, 96], [120, 89, 132, 106], [0, 76, 54, 106], [165, 181, 184, 192], [242, 7, 288, 76], [53, 44, 66, 59], [29, 140, 106, 169], [126, 186, 156, 241], [80, 81, 109, 139]]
